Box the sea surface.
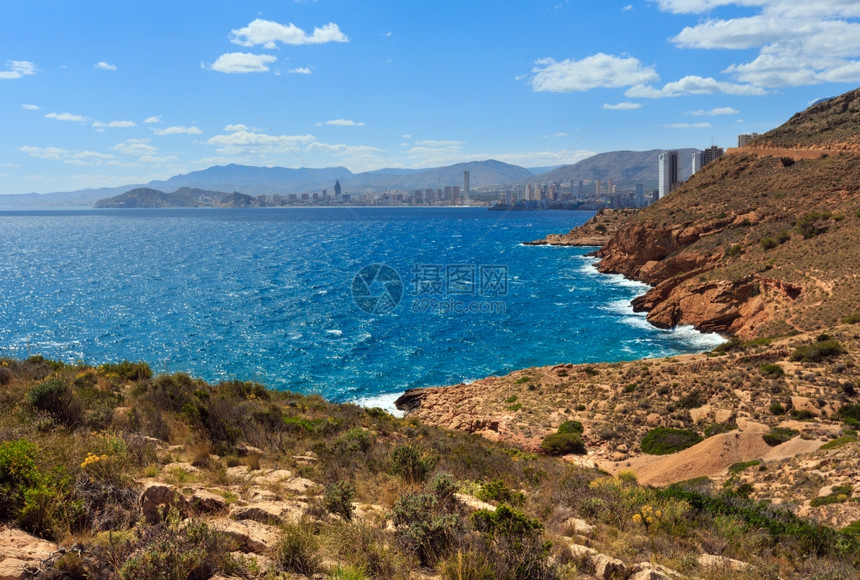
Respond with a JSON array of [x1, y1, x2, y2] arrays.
[[0, 207, 724, 410]]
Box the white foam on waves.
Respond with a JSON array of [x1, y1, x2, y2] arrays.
[[353, 392, 405, 418]]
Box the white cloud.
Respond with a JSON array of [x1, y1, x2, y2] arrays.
[[92, 120, 136, 128], [659, 1, 860, 88], [690, 107, 740, 116], [544, 132, 570, 137], [207, 52, 277, 74], [229, 19, 348, 48], [206, 129, 316, 155], [20, 145, 114, 165], [20, 146, 69, 160], [112, 139, 158, 157], [21, 104, 40, 110], [665, 122, 712, 128], [306, 142, 381, 154], [324, 119, 365, 127], [289, 67, 312, 74], [626, 75, 766, 97], [413, 139, 465, 147], [45, 112, 89, 122], [224, 124, 249, 132], [152, 125, 203, 136], [144, 116, 161, 124], [95, 61, 117, 71], [623, 4, 633, 10], [0, 60, 36, 80], [602, 101, 642, 110], [530, 53, 658, 92]]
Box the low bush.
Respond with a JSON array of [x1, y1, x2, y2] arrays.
[[810, 485, 853, 507], [724, 244, 743, 258], [763, 427, 799, 447], [99, 360, 153, 381], [323, 480, 357, 521], [760, 237, 778, 250], [556, 420, 583, 435], [476, 479, 525, 507], [790, 339, 844, 362], [641, 427, 703, 455], [27, 378, 83, 427], [0, 439, 42, 521], [842, 312, 860, 324], [795, 211, 833, 239], [769, 402, 787, 415], [390, 445, 434, 484], [678, 390, 706, 409], [820, 435, 859, 450], [760, 363, 785, 377], [272, 523, 322, 576], [728, 460, 761, 474], [540, 433, 585, 456]]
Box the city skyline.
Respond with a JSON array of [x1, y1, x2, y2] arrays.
[[2, 1, 860, 195]]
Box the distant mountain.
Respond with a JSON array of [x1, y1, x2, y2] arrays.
[[147, 164, 354, 196], [1, 153, 705, 207], [529, 149, 700, 189], [344, 159, 533, 192], [94, 187, 259, 208], [0, 185, 143, 207]]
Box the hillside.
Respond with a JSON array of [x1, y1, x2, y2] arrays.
[[2, 356, 859, 579], [94, 187, 259, 208], [529, 149, 699, 189], [593, 90, 860, 339]]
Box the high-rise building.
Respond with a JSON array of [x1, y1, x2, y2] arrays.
[[334, 180, 342, 200], [692, 146, 725, 175], [463, 170, 470, 203], [658, 151, 679, 198], [738, 133, 759, 147]]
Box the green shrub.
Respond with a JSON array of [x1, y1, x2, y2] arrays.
[[557, 420, 584, 435], [810, 485, 853, 507], [100, 360, 153, 381], [539, 432, 586, 456], [843, 312, 860, 324], [795, 211, 833, 238], [678, 390, 706, 409], [390, 445, 434, 484], [507, 403, 522, 412], [704, 422, 737, 437], [820, 435, 858, 450], [27, 378, 83, 427], [769, 402, 786, 415], [120, 517, 236, 580], [272, 524, 321, 576], [724, 244, 743, 258], [728, 460, 761, 474], [323, 480, 357, 521], [790, 339, 844, 362], [763, 427, 799, 447], [641, 427, 703, 455], [0, 439, 42, 520], [0, 366, 12, 385], [476, 479, 525, 507], [760, 237, 778, 250], [775, 230, 791, 244], [838, 403, 860, 424], [582, 366, 599, 376], [760, 363, 785, 377], [392, 492, 461, 566], [790, 409, 815, 421]]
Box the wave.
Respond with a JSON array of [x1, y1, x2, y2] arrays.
[[353, 392, 405, 417]]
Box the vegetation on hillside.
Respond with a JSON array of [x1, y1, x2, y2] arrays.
[[2, 355, 859, 578]]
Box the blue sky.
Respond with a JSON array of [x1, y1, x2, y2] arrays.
[[2, 0, 860, 194]]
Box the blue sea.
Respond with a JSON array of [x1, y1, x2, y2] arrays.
[[0, 207, 723, 410]]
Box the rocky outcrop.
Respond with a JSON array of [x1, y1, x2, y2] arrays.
[[0, 528, 58, 580], [139, 482, 188, 524], [593, 208, 803, 338], [525, 208, 638, 247]]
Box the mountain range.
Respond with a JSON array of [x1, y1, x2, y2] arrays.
[[0, 149, 702, 207]]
